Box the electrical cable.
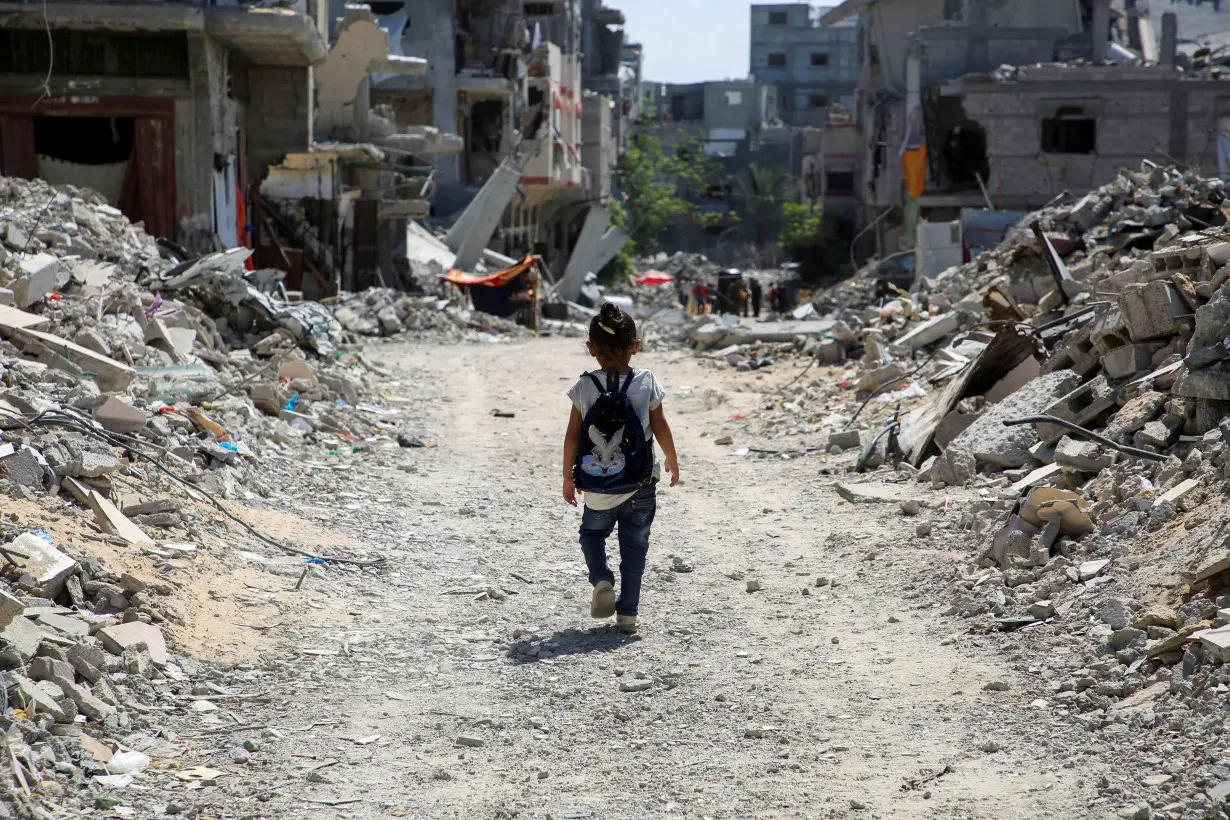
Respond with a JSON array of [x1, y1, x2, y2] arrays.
[[9, 409, 386, 567]]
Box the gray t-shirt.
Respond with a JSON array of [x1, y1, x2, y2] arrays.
[[568, 369, 665, 510]]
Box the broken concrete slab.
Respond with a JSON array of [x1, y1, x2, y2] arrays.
[[92, 397, 148, 435], [894, 313, 959, 350], [1103, 391, 1167, 442], [0, 614, 42, 664], [82, 489, 152, 547], [1120, 279, 1188, 341], [1194, 625, 1230, 663], [6, 532, 78, 598], [34, 611, 89, 638], [949, 370, 1079, 470], [1079, 559, 1110, 581], [832, 482, 916, 504], [1008, 463, 1063, 494], [0, 589, 21, 631], [0, 303, 48, 330], [6, 672, 67, 721], [1054, 436, 1115, 473], [5, 326, 135, 391], [1, 445, 49, 489], [1159, 477, 1200, 505], [98, 621, 167, 665]]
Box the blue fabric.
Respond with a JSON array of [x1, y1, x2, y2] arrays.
[[578, 484, 656, 616]]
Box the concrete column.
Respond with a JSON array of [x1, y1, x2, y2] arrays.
[[1125, 0, 1142, 51], [966, 0, 988, 73], [181, 34, 216, 244], [1091, 0, 1110, 61], [1161, 13, 1177, 67]]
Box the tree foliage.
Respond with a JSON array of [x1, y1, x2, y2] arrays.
[[615, 128, 728, 257], [779, 202, 848, 282]]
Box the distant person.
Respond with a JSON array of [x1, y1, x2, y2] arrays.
[[739, 283, 750, 317], [750, 278, 762, 317], [768, 283, 780, 314], [562, 303, 680, 636]]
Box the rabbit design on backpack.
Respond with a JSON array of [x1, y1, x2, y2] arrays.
[[582, 425, 626, 477]]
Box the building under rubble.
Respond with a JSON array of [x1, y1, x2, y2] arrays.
[[0, 0, 328, 250], [810, 0, 1230, 263]]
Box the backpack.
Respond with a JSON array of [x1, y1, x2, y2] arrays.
[[573, 370, 654, 495]]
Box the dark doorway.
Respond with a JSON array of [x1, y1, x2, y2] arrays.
[[35, 116, 134, 164]]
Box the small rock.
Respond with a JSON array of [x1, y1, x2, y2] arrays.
[[456, 735, 485, 748], [619, 679, 654, 693], [916, 522, 933, 537], [831, 637, 840, 645], [900, 500, 922, 516], [849, 799, 867, 810], [229, 747, 251, 764], [815, 576, 831, 587], [95, 797, 122, 809], [979, 740, 1001, 753], [242, 739, 259, 753], [746, 579, 761, 593], [714, 435, 733, 446], [983, 680, 1010, 692]]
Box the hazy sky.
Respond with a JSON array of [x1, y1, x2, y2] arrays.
[[609, 0, 754, 84]]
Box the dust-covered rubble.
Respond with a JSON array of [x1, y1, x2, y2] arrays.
[[0, 175, 466, 816]]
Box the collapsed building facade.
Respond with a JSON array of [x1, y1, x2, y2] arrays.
[[0, 0, 328, 251], [814, 0, 1230, 263]]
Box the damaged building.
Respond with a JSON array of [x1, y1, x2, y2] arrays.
[[0, 0, 329, 251], [819, 0, 1230, 261]]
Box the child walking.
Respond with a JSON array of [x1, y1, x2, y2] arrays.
[[562, 303, 679, 635]]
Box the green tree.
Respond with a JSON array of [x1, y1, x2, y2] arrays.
[[614, 128, 728, 257], [737, 163, 791, 247], [779, 202, 845, 281]]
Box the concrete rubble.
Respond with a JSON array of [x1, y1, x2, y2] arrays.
[[708, 161, 1230, 820], [0, 175, 472, 816]]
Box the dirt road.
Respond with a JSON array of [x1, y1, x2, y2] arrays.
[[193, 338, 1103, 818]]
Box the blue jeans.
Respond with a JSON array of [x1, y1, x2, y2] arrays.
[[579, 484, 656, 616]]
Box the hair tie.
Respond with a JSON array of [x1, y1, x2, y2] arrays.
[[598, 322, 615, 334]]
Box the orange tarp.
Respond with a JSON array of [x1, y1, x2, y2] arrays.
[[445, 255, 536, 288], [901, 146, 927, 200]]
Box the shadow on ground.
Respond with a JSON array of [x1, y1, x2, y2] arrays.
[[506, 626, 641, 664]]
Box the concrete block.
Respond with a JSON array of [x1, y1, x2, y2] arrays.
[[1103, 390, 1166, 442], [12, 253, 58, 307], [1054, 436, 1115, 473], [7, 533, 78, 598], [60, 678, 113, 721], [1036, 374, 1119, 444], [1174, 362, 1230, 401], [827, 430, 862, 450], [1134, 419, 1178, 449], [1119, 280, 1186, 341], [1102, 342, 1165, 379], [893, 313, 959, 350], [0, 615, 42, 665], [6, 672, 67, 721], [92, 397, 148, 435], [98, 622, 167, 666], [67, 643, 105, 684], [0, 589, 21, 631], [857, 363, 905, 393]]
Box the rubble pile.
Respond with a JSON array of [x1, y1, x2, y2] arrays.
[[0, 176, 434, 815], [771, 163, 1230, 818], [333, 288, 527, 341], [637, 251, 720, 282]]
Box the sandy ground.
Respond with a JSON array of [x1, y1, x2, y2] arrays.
[[151, 337, 1110, 819]]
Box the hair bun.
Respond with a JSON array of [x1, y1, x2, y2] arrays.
[[599, 302, 623, 322]]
